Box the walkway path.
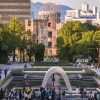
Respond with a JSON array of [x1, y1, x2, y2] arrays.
[[92, 69, 100, 76], [0, 62, 98, 81], [0, 62, 32, 81], [0, 70, 11, 85], [0, 62, 32, 70], [0, 62, 82, 81]]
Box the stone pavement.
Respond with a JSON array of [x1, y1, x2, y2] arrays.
[[0, 62, 32, 70], [0, 70, 11, 81], [0, 62, 98, 81], [92, 69, 100, 76], [0, 62, 32, 81]]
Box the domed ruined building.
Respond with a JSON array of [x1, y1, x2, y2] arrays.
[[39, 3, 61, 23], [38, 3, 61, 55], [25, 3, 62, 56]]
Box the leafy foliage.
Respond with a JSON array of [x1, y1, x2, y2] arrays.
[[57, 21, 100, 63], [0, 18, 35, 63]]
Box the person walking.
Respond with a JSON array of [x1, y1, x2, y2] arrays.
[[52, 89, 56, 100], [0, 68, 2, 80], [4, 68, 8, 77], [79, 62, 82, 68], [62, 90, 65, 100], [41, 88, 45, 100], [24, 62, 27, 68], [0, 88, 4, 99], [80, 86, 84, 98], [19, 89, 22, 99]]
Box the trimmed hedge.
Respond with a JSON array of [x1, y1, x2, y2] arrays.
[[24, 68, 83, 71], [34, 61, 72, 66], [82, 68, 100, 79]]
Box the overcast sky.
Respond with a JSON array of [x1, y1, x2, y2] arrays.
[[31, 0, 100, 12]]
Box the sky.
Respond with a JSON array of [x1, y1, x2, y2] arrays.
[[31, 0, 100, 12]]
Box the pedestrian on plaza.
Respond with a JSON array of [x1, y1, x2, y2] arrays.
[[57, 88, 61, 100], [80, 86, 84, 98], [41, 88, 45, 100], [76, 87, 80, 94], [19, 89, 22, 99], [0, 68, 2, 74], [79, 62, 82, 68], [52, 89, 56, 100], [0, 88, 4, 99], [0, 74, 1, 80], [24, 62, 27, 68], [14, 89, 18, 98], [62, 90, 65, 100], [83, 89, 87, 98], [96, 92, 100, 100], [4, 68, 8, 77], [31, 89, 35, 99], [0, 68, 2, 80], [48, 88, 52, 100], [9, 91, 14, 99], [94, 92, 98, 100]]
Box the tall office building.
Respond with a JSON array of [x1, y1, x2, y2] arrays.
[[82, 3, 89, 12], [93, 6, 97, 15], [0, 0, 31, 23]]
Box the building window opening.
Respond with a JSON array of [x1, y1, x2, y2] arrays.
[[28, 20, 31, 26], [48, 42, 52, 48], [48, 31, 52, 37], [48, 22, 51, 27]]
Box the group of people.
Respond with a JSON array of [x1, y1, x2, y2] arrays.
[[76, 86, 100, 100], [74, 62, 82, 68], [0, 68, 8, 80], [0, 86, 100, 100], [88, 91, 100, 100], [1, 87, 65, 100]]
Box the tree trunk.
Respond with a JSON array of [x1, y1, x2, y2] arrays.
[[20, 50, 22, 63], [13, 48, 15, 62], [29, 54, 32, 62], [23, 50, 25, 62]]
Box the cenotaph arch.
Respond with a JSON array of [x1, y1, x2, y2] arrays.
[[42, 67, 73, 93]]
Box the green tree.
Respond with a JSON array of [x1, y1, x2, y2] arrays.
[[57, 21, 99, 62], [34, 43, 45, 62], [24, 30, 35, 62], [9, 17, 21, 61], [0, 24, 10, 63]]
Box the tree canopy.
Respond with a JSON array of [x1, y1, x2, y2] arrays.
[[57, 21, 100, 63]]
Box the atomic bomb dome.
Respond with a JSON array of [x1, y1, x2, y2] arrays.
[[39, 3, 60, 13], [38, 3, 61, 23]]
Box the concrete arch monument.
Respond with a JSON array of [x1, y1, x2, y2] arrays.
[[42, 67, 72, 93]]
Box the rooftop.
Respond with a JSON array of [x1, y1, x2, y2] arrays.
[[39, 3, 60, 13]]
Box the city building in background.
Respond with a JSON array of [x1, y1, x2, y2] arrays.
[[65, 3, 100, 26], [0, 0, 31, 24], [25, 3, 62, 56], [25, 18, 48, 52]]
